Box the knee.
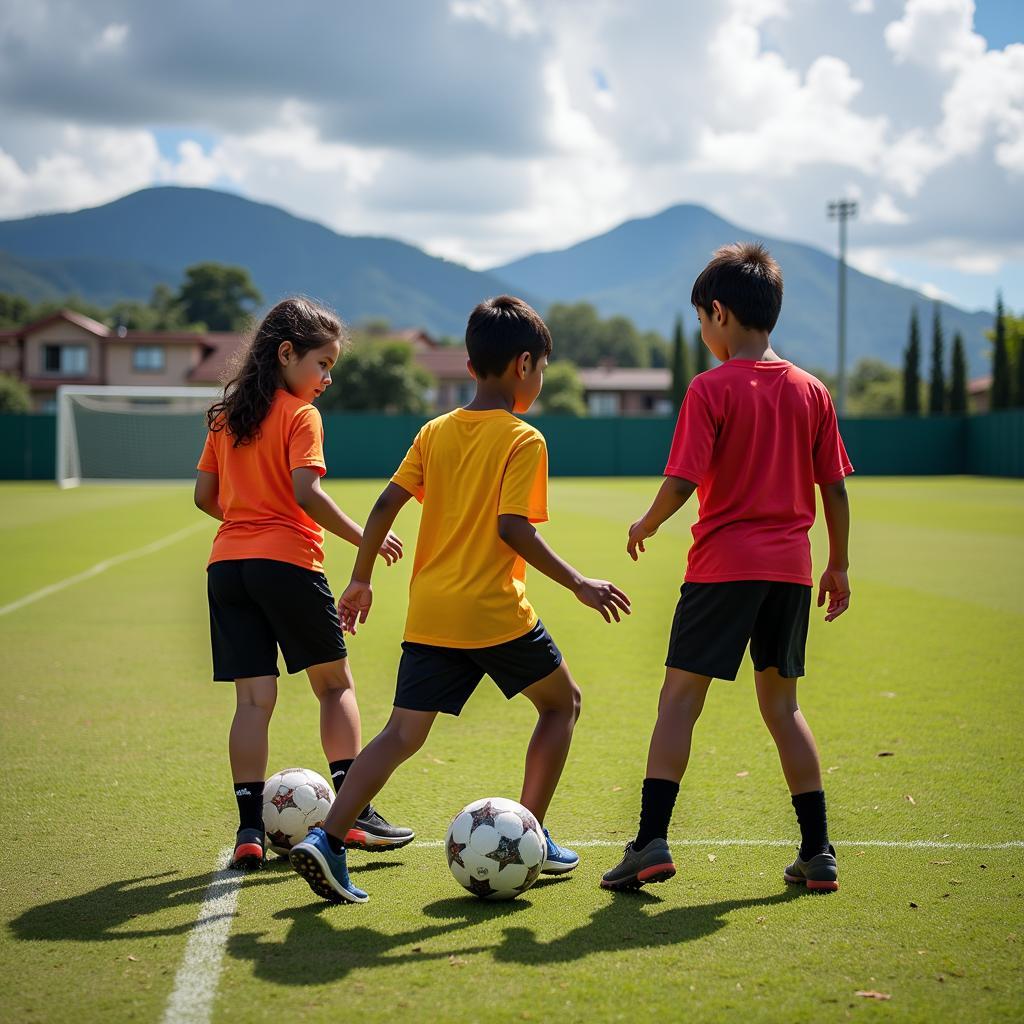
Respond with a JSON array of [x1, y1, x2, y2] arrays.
[[759, 695, 798, 729], [237, 689, 276, 716], [569, 682, 582, 724], [310, 661, 355, 699], [386, 719, 428, 756]]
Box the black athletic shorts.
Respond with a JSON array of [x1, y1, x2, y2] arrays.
[[207, 559, 347, 681], [394, 620, 563, 716], [665, 581, 812, 681]]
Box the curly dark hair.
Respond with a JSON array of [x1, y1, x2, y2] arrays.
[[207, 297, 345, 447]]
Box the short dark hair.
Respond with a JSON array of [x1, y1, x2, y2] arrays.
[[690, 242, 783, 332], [466, 295, 552, 378]]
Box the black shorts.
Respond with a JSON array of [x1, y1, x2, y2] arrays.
[[207, 559, 347, 681], [666, 581, 812, 681], [394, 621, 563, 716]]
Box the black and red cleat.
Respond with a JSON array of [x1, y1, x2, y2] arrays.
[[229, 827, 266, 871], [784, 844, 839, 892]]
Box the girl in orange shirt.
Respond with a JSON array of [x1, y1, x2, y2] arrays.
[[194, 297, 413, 869]]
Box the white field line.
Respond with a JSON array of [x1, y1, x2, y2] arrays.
[[162, 849, 242, 1024], [0, 521, 207, 618], [410, 838, 1024, 851]]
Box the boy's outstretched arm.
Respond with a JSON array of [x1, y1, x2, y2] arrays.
[[338, 482, 413, 633], [194, 471, 223, 521], [497, 514, 631, 623], [626, 475, 697, 560], [818, 479, 851, 622], [293, 468, 403, 565]]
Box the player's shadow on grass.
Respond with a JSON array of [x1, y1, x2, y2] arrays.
[[226, 898, 529, 986], [9, 867, 291, 943], [488, 888, 802, 964]]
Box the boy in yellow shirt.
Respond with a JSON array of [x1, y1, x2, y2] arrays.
[[290, 295, 631, 903]]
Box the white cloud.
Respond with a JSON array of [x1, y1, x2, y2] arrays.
[[0, 0, 1019, 308]]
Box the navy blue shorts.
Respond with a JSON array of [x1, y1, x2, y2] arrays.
[[207, 559, 347, 681], [666, 581, 812, 681], [394, 621, 563, 716]]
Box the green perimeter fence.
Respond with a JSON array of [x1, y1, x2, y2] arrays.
[[1, 410, 1022, 481]]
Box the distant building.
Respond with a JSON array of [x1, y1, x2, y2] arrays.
[[0, 309, 676, 417], [0, 309, 237, 411], [968, 375, 992, 413]]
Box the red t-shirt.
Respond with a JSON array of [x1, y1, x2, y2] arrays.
[[665, 359, 852, 586]]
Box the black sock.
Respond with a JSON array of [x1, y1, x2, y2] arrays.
[[329, 758, 373, 819], [326, 830, 346, 855], [328, 758, 354, 793], [634, 777, 680, 849], [792, 789, 829, 859], [234, 781, 264, 833]]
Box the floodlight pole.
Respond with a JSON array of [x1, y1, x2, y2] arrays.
[[827, 198, 857, 416]]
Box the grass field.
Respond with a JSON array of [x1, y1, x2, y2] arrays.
[[1, 476, 1022, 1023]]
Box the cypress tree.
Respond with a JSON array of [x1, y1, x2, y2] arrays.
[[949, 331, 968, 414], [670, 314, 691, 409], [992, 292, 1011, 410], [694, 327, 709, 375], [928, 304, 945, 415], [902, 307, 921, 415]]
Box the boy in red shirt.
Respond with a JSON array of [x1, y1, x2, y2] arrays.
[[602, 242, 852, 894]]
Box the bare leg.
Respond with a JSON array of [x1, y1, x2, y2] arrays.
[[755, 667, 823, 794], [321, 708, 435, 840], [306, 658, 361, 762], [518, 661, 582, 823], [645, 668, 713, 782], [229, 676, 277, 781]]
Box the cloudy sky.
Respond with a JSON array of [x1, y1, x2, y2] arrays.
[[0, 0, 1020, 311]]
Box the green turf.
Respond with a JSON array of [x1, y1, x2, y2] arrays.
[[1, 477, 1022, 1023]]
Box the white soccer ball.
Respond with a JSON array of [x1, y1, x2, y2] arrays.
[[445, 797, 546, 900], [263, 768, 334, 856]]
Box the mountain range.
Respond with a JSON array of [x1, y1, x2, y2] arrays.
[[0, 187, 993, 374]]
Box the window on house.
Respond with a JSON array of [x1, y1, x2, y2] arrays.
[[587, 392, 621, 417], [132, 345, 166, 372], [42, 345, 88, 375]]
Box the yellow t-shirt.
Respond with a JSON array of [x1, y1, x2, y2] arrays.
[[391, 408, 549, 648]]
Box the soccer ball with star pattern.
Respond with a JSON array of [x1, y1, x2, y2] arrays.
[[445, 797, 546, 899], [262, 768, 334, 856]]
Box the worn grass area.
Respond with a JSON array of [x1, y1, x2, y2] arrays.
[[1, 477, 1022, 1023]]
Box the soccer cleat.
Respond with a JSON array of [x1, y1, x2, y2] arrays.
[[784, 844, 839, 892], [289, 827, 369, 904], [541, 827, 580, 874], [344, 806, 415, 851], [600, 838, 676, 891], [229, 827, 266, 871]]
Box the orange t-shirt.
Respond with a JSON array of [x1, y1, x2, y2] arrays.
[[197, 389, 327, 571]]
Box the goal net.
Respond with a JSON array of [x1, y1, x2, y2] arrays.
[[57, 386, 220, 487]]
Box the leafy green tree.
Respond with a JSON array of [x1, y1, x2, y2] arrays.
[[846, 358, 902, 416], [670, 314, 691, 410], [949, 331, 968, 414], [0, 293, 33, 329], [0, 373, 31, 413], [539, 361, 586, 416], [991, 293, 1011, 410], [693, 327, 709, 375], [902, 308, 921, 415], [545, 303, 667, 367], [928, 304, 945, 415], [177, 263, 262, 331], [319, 341, 434, 413]]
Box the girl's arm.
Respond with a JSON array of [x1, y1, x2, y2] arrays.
[[194, 471, 223, 521], [818, 479, 851, 622], [292, 468, 403, 564]]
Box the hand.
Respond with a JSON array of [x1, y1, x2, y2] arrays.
[[574, 577, 632, 623], [817, 568, 850, 622], [378, 530, 404, 566], [338, 579, 373, 634], [626, 518, 658, 561]]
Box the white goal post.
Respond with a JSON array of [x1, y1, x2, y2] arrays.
[[57, 385, 221, 488]]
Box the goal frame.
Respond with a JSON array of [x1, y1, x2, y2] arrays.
[[56, 385, 220, 488]]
